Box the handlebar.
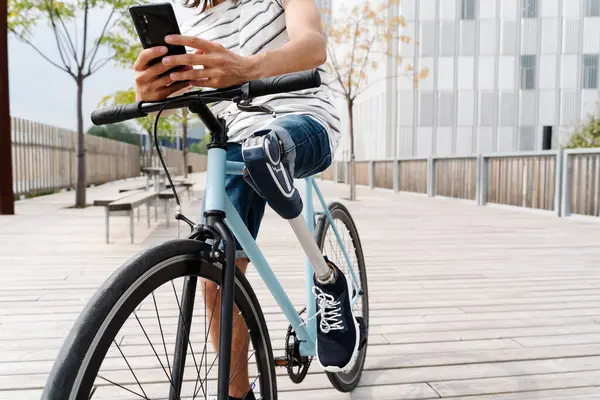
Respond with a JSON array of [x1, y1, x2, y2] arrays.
[[91, 69, 322, 126]]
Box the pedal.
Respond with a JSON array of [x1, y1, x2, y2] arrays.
[[274, 356, 287, 367]]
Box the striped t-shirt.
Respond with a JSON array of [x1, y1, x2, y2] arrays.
[[180, 0, 341, 153]]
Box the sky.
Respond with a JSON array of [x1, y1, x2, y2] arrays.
[[8, 3, 198, 131]]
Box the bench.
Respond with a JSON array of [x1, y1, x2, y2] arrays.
[[118, 183, 153, 193], [166, 178, 195, 200], [94, 191, 145, 221], [158, 190, 177, 228], [96, 191, 158, 244]]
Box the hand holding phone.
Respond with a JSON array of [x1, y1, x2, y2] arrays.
[[130, 3, 191, 101]]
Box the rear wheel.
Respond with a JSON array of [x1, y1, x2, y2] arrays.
[[315, 202, 369, 392], [41, 239, 277, 400]]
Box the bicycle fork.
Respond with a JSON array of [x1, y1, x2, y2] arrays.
[[168, 215, 236, 400]]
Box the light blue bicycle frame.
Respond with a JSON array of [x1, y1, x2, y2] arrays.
[[202, 148, 360, 357]]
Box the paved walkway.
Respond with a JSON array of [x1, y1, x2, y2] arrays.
[[1, 174, 600, 399]]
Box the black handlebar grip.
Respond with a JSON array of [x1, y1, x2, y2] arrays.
[[246, 69, 321, 98], [91, 103, 145, 126]]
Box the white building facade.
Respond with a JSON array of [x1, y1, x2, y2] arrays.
[[346, 0, 600, 161]]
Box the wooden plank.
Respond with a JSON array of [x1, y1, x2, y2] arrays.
[[108, 191, 158, 211], [93, 190, 144, 207], [1, 175, 600, 398], [430, 370, 600, 398]]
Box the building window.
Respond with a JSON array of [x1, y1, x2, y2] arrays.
[[586, 0, 600, 17], [583, 55, 599, 89], [520, 55, 537, 90], [461, 0, 476, 19], [522, 0, 538, 18]]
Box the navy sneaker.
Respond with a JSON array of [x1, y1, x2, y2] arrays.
[[209, 389, 255, 400], [312, 259, 360, 372], [230, 389, 256, 400]]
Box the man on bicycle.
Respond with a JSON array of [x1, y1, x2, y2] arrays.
[[133, 0, 358, 398]]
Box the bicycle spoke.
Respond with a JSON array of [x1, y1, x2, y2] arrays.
[[170, 280, 202, 376], [194, 311, 244, 400], [151, 292, 172, 379], [240, 375, 260, 400], [192, 282, 220, 400], [228, 350, 256, 388], [113, 339, 149, 399], [133, 311, 182, 400], [228, 329, 251, 385], [97, 375, 150, 400], [192, 280, 208, 399], [194, 351, 219, 400]]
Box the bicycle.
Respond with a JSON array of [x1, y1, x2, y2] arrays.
[[41, 70, 369, 400]]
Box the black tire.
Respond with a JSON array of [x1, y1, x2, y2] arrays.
[[315, 202, 369, 392], [41, 239, 277, 400]]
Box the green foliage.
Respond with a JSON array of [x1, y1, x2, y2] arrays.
[[189, 142, 207, 155], [87, 122, 141, 146], [99, 88, 178, 139], [8, 0, 140, 78], [100, 14, 142, 68], [8, 0, 74, 34], [566, 109, 600, 149]]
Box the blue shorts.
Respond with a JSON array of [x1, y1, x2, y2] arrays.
[[215, 114, 332, 258]]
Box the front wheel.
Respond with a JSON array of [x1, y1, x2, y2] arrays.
[[315, 202, 369, 392], [42, 239, 277, 400]]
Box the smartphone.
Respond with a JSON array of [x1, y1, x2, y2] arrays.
[[129, 3, 187, 75]]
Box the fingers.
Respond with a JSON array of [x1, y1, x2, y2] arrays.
[[169, 67, 214, 82], [165, 35, 221, 52], [149, 73, 179, 91], [155, 81, 192, 99], [134, 47, 168, 71], [162, 53, 216, 68], [148, 66, 192, 89]]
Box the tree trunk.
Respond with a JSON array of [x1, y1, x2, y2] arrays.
[[0, 0, 14, 215], [347, 98, 356, 201], [146, 129, 154, 167], [75, 75, 86, 207], [182, 109, 189, 178]]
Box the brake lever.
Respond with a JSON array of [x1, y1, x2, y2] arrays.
[[236, 100, 276, 118]]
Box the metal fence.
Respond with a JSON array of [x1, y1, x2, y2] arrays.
[[323, 148, 600, 218]]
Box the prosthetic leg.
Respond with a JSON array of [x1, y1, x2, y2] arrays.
[[241, 127, 334, 282]]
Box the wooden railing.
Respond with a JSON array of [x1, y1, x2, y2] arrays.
[[434, 157, 477, 200], [10, 117, 140, 197], [10, 117, 209, 198], [322, 148, 600, 219], [562, 149, 600, 217], [482, 153, 557, 211], [143, 148, 207, 176]]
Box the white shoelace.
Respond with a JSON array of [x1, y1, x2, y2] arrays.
[[312, 286, 344, 333]]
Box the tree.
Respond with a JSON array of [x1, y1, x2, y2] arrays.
[[99, 88, 179, 166], [1, 0, 14, 215], [189, 141, 208, 155], [8, 0, 137, 207], [87, 121, 141, 146], [566, 109, 600, 149], [323, 0, 428, 200], [181, 108, 191, 178]]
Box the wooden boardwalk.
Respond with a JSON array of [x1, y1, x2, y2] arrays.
[[1, 174, 600, 399]]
